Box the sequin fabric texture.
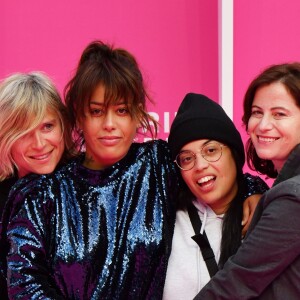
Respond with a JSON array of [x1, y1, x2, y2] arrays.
[[4, 140, 178, 299], [243, 173, 269, 199]]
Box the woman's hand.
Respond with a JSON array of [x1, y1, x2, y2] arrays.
[[242, 194, 261, 237]]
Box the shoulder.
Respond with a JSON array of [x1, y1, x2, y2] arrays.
[[268, 175, 300, 196], [133, 139, 171, 161], [243, 173, 268, 188], [9, 174, 43, 197], [136, 139, 169, 151], [9, 159, 78, 205], [243, 173, 269, 198], [261, 175, 300, 210], [131, 140, 178, 180]]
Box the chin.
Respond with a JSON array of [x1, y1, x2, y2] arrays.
[[255, 150, 274, 160]]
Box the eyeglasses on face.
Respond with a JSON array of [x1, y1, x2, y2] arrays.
[[174, 142, 226, 171]]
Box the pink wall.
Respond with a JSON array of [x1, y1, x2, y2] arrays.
[[1, 0, 218, 142], [3, 0, 300, 183], [234, 0, 300, 183]]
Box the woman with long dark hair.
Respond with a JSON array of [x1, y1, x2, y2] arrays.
[[195, 63, 300, 299], [163, 93, 268, 299]]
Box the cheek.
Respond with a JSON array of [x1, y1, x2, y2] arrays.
[[223, 160, 237, 185], [247, 117, 258, 133], [11, 140, 26, 158], [181, 171, 193, 187], [81, 120, 96, 137], [123, 120, 139, 139], [286, 121, 300, 137], [218, 154, 237, 177], [128, 127, 137, 140], [51, 129, 65, 146], [57, 138, 65, 153]]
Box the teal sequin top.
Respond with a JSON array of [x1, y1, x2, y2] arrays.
[[4, 140, 178, 299]]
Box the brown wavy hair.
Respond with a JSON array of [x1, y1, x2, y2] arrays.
[[242, 62, 300, 178], [64, 40, 158, 150]]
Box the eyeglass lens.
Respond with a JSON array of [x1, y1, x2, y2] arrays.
[[176, 142, 222, 170]]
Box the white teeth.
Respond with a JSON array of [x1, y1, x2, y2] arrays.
[[198, 176, 214, 184], [258, 136, 277, 142]]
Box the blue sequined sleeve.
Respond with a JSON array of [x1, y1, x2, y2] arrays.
[[5, 177, 65, 299], [243, 173, 269, 199]]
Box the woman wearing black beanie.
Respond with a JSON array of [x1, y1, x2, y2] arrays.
[[163, 93, 269, 299]]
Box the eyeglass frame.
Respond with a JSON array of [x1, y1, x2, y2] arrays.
[[174, 142, 227, 171]]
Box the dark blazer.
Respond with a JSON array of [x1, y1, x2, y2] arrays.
[[194, 144, 300, 300]]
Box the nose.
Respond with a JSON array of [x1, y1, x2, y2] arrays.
[[258, 114, 273, 131], [102, 111, 116, 131], [32, 131, 46, 149], [193, 153, 209, 170]]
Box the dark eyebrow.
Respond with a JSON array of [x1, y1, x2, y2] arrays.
[[203, 140, 214, 145], [252, 104, 289, 111], [271, 106, 289, 111], [181, 139, 212, 152], [89, 101, 104, 106]]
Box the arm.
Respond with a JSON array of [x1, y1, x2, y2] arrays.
[[6, 184, 65, 300], [242, 173, 269, 236], [194, 182, 300, 299], [242, 194, 260, 236]]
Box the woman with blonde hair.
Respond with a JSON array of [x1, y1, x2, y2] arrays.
[[0, 71, 75, 300]]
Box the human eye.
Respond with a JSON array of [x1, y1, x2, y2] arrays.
[[116, 105, 130, 116], [250, 109, 263, 118], [203, 143, 219, 157], [40, 118, 59, 132], [42, 123, 55, 131], [90, 106, 105, 116], [179, 151, 194, 166], [273, 111, 287, 119]]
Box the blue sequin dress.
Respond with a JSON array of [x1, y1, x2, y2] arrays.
[[4, 140, 178, 299]]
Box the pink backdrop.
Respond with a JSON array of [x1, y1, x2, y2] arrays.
[[234, 0, 300, 184], [2, 0, 300, 184], [1, 0, 218, 142]]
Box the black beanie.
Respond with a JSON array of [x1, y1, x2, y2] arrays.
[[168, 93, 245, 167]]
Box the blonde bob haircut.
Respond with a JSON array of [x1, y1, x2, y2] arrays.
[[0, 72, 74, 181]]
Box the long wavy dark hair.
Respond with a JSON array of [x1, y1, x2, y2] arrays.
[[176, 147, 246, 269]]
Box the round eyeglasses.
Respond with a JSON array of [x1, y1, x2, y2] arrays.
[[174, 142, 226, 171]]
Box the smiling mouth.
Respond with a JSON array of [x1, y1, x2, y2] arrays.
[[29, 150, 52, 160], [197, 175, 215, 187], [257, 136, 279, 142]]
